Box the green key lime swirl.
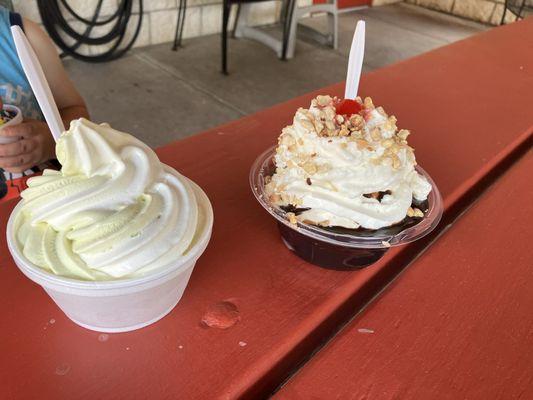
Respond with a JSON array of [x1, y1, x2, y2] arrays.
[[15, 119, 200, 280]]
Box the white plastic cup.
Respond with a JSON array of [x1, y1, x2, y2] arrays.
[[250, 146, 443, 269], [6, 181, 214, 333], [0, 104, 23, 144]]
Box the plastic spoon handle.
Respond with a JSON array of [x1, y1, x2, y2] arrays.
[[11, 26, 65, 142], [344, 20, 366, 100]]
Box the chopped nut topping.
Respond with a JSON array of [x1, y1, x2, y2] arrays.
[[363, 97, 375, 110], [280, 132, 296, 146], [302, 161, 317, 174], [301, 119, 315, 132], [413, 208, 424, 218], [350, 130, 363, 138], [300, 96, 374, 138], [339, 126, 350, 136], [397, 129, 410, 140], [317, 163, 330, 173], [376, 106, 386, 116], [349, 114, 364, 130], [313, 120, 325, 135], [316, 95, 331, 107], [286, 195, 302, 206], [356, 139, 372, 150], [286, 212, 298, 225], [381, 139, 394, 148], [324, 107, 336, 121], [270, 193, 281, 203], [383, 118, 397, 132]]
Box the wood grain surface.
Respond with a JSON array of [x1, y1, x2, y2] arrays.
[[1, 19, 532, 400]]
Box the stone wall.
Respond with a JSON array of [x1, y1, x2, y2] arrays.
[[10, 0, 422, 53], [405, 0, 518, 25], [372, 0, 402, 5], [11, 0, 291, 52]]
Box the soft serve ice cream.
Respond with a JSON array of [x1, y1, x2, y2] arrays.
[[265, 95, 431, 230], [15, 119, 201, 280]]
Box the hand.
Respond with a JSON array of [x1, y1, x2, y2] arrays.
[[0, 120, 56, 173]]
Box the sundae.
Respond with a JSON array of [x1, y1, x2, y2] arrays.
[[265, 95, 432, 231]]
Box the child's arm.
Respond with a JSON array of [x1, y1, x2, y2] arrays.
[[0, 19, 89, 173], [23, 18, 89, 125]]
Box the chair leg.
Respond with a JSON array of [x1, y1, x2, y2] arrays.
[[178, 0, 187, 47], [172, 2, 181, 50], [281, 0, 296, 60], [329, 0, 338, 50], [280, 0, 287, 26], [232, 4, 241, 38], [500, 0, 508, 24], [172, 0, 187, 50], [222, 1, 230, 74], [517, 0, 526, 20]]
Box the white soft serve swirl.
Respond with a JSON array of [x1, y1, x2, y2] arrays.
[[15, 118, 199, 280], [265, 99, 431, 230]]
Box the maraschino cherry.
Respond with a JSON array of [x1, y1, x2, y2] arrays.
[[335, 99, 362, 116]]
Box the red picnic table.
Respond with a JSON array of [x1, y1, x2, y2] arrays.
[[1, 18, 532, 400], [274, 147, 533, 400]]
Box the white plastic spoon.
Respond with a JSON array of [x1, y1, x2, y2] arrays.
[[344, 20, 366, 100], [11, 25, 65, 142]]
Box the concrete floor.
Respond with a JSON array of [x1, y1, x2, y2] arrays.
[[64, 3, 487, 147]]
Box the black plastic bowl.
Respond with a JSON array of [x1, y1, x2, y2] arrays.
[[277, 222, 388, 269]]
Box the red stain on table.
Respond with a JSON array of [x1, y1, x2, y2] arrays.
[[275, 152, 533, 400], [0, 20, 532, 400]]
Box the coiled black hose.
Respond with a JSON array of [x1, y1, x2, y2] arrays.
[[37, 0, 143, 63]]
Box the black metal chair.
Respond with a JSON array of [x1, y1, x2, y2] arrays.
[[501, 0, 533, 24], [222, 0, 297, 74], [173, 0, 296, 74]]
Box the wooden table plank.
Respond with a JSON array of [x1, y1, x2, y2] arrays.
[[274, 150, 533, 400], [1, 20, 532, 400]]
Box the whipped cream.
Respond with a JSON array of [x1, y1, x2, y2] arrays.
[[265, 95, 431, 230], [15, 119, 200, 280]]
